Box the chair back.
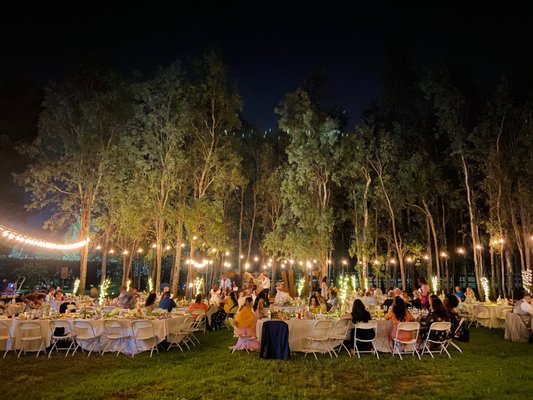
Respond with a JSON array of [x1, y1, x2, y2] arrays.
[[132, 320, 156, 340], [310, 320, 333, 339], [260, 320, 290, 360], [73, 320, 97, 339], [427, 321, 451, 343], [330, 318, 353, 339], [19, 321, 43, 339], [104, 320, 127, 338], [395, 321, 420, 343], [50, 320, 72, 337], [0, 321, 11, 338], [474, 305, 490, 318], [354, 320, 377, 340]]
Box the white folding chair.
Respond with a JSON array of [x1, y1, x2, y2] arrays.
[[421, 321, 452, 358], [497, 307, 513, 329], [48, 320, 76, 357], [447, 317, 465, 353], [329, 319, 353, 357], [469, 305, 490, 328], [0, 321, 14, 358], [166, 318, 190, 352], [354, 321, 379, 359], [190, 309, 207, 333], [303, 320, 335, 360], [17, 321, 45, 358], [391, 321, 420, 360], [102, 320, 130, 356], [72, 320, 101, 357], [131, 320, 159, 357]]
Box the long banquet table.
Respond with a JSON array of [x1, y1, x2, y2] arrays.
[[0, 315, 188, 355]]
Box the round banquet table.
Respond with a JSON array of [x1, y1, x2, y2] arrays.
[[459, 302, 512, 328], [256, 317, 394, 353]]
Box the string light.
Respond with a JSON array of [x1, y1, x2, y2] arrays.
[[99, 278, 111, 305], [431, 276, 438, 294], [72, 278, 80, 295], [481, 277, 490, 302], [0, 225, 89, 251], [148, 277, 154, 292]]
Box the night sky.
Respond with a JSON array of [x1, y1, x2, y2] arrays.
[[2, 2, 532, 132]]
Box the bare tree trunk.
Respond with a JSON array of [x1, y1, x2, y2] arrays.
[[186, 241, 196, 298], [462, 156, 483, 299], [238, 188, 244, 273], [423, 200, 440, 281], [171, 220, 183, 295], [247, 187, 257, 261], [425, 215, 433, 279], [101, 230, 110, 285], [78, 206, 91, 294]]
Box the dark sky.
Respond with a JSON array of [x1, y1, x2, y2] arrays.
[[1, 1, 533, 238], [0, 1, 532, 129], [2, 2, 532, 132]]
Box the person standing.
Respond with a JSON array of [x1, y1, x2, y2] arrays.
[[220, 274, 232, 291], [260, 272, 270, 307], [321, 276, 329, 301]]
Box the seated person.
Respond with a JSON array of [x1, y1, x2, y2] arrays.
[[145, 292, 157, 309], [232, 297, 260, 351], [454, 286, 466, 302], [384, 297, 415, 348], [224, 291, 239, 317], [341, 299, 374, 352], [188, 294, 209, 313], [411, 290, 422, 309], [465, 287, 477, 302], [326, 290, 339, 311], [419, 295, 450, 343], [401, 291, 412, 307], [308, 295, 321, 314], [382, 291, 394, 311], [158, 291, 176, 312]]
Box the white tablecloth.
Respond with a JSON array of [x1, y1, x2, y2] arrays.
[[459, 303, 511, 328], [256, 318, 393, 353], [0, 316, 185, 355]]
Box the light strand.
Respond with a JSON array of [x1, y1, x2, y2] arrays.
[[0, 225, 89, 250]]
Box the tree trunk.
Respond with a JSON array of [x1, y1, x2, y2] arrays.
[[462, 156, 483, 299], [101, 230, 110, 285], [171, 222, 183, 296], [186, 241, 196, 298], [238, 188, 244, 272], [78, 205, 91, 294], [247, 187, 257, 262]]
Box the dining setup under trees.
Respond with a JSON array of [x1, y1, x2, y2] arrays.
[[3, 53, 531, 301]]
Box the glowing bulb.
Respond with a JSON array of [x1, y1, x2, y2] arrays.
[[289, 259, 294, 264], [390, 259, 396, 264], [254, 256, 259, 262], [281, 263, 286, 269], [406, 257, 413, 263], [152, 243, 157, 248], [225, 251, 230, 256], [423, 254, 430, 260], [96, 245, 102, 250], [165, 245, 171, 250], [440, 252, 447, 258], [181, 243, 185, 248], [245, 263, 250, 270], [342, 260, 348, 266], [123, 250, 129, 255], [109, 249, 115, 254], [240, 254, 244, 259], [457, 248, 465, 255], [192, 236, 197, 240], [137, 248, 143, 253], [476, 244, 483, 250], [373, 259, 379, 265]]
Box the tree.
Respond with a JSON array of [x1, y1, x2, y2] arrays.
[[16, 70, 130, 293]]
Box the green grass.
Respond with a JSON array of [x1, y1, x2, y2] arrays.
[[1, 327, 532, 400]]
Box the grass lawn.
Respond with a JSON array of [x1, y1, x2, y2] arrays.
[[1, 327, 532, 400]]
